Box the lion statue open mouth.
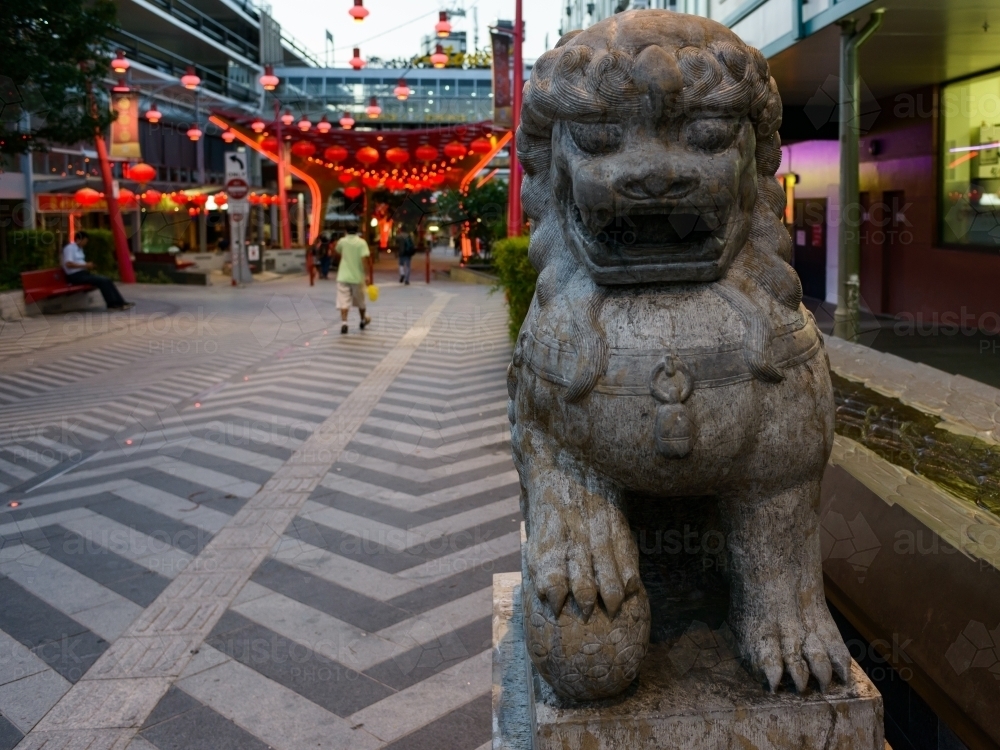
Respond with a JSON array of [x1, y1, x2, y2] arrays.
[[507, 10, 851, 701]]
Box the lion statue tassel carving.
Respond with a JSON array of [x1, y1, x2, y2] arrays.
[[507, 10, 852, 702]]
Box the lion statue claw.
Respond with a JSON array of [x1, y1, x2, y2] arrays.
[[508, 10, 851, 701]]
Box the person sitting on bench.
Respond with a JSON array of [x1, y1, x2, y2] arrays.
[[62, 232, 134, 311]]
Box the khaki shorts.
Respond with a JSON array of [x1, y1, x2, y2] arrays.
[[337, 282, 365, 309]]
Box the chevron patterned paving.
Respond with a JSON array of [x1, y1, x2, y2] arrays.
[[0, 278, 514, 749]]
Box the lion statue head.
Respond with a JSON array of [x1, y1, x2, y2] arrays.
[[516, 10, 802, 399]]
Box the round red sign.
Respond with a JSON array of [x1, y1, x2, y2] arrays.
[[227, 178, 249, 199]]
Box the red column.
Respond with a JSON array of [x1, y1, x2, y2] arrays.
[[275, 112, 293, 248], [507, 0, 524, 238]]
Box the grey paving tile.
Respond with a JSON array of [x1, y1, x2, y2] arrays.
[[0, 492, 119, 525], [387, 550, 521, 614], [284, 517, 423, 574], [27, 525, 170, 607], [0, 711, 22, 750], [250, 559, 410, 631], [326, 461, 516, 497], [362, 617, 491, 691], [139, 689, 271, 750], [380, 693, 491, 750], [88, 497, 213, 556], [0, 578, 107, 682], [358, 421, 504, 451], [154, 449, 274, 488], [205, 611, 395, 717]]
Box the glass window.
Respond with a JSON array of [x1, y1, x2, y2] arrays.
[[287, 77, 304, 93], [420, 79, 437, 96], [458, 80, 474, 98], [439, 79, 456, 96], [477, 80, 493, 99], [941, 70, 1000, 247], [306, 77, 324, 95]]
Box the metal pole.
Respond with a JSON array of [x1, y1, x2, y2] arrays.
[[196, 92, 207, 254], [20, 112, 35, 232], [275, 102, 293, 248], [507, 0, 524, 237], [833, 9, 884, 341]]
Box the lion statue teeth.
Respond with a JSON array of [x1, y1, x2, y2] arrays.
[[507, 10, 851, 702]]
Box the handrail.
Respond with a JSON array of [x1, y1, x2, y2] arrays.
[[280, 30, 321, 67], [142, 0, 260, 62]]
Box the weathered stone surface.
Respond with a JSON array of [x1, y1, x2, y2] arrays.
[[508, 9, 853, 702], [493, 573, 884, 750]]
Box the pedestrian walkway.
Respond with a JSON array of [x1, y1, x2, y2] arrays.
[[0, 276, 514, 750]]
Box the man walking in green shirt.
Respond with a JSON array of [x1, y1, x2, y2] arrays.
[[335, 230, 372, 334]]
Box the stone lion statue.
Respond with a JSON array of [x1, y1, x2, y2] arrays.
[[507, 10, 851, 701]]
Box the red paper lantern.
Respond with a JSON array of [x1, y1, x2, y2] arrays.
[[291, 141, 316, 158], [189, 194, 208, 207], [349, 48, 365, 70], [469, 137, 493, 155], [435, 11, 452, 38], [214, 192, 228, 205], [348, 0, 369, 23], [344, 186, 363, 199], [386, 147, 409, 165], [362, 174, 382, 189], [261, 137, 280, 152], [251, 118, 266, 133], [316, 115, 332, 134], [188, 207, 199, 216], [118, 188, 136, 206], [171, 192, 190, 206], [259, 195, 272, 207], [222, 130, 237, 144], [248, 193, 260, 205], [129, 162, 157, 184], [356, 147, 379, 166], [416, 145, 439, 162], [431, 45, 448, 68], [141, 189, 162, 206], [444, 141, 467, 159], [74, 187, 101, 206], [338, 172, 354, 184], [180, 66, 201, 90], [259, 65, 279, 92], [325, 145, 349, 163]]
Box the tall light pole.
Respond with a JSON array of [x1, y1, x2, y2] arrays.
[[832, 9, 884, 341], [274, 101, 293, 248], [195, 91, 208, 254], [507, 0, 524, 237]]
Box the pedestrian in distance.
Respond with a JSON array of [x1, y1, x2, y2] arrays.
[[61, 231, 134, 311], [397, 229, 416, 285], [317, 234, 333, 280], [335, 228, 372, 334]]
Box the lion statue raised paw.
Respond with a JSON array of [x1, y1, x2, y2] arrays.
[[507, 9, 851, 702]]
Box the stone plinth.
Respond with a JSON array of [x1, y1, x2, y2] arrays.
[[493, 572, 884, 750]]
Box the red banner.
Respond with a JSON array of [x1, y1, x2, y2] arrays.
[[491, 31, 512, 130], [110, 92, 142, 159]]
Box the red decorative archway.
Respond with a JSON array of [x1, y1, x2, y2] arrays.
[[210, 111, 509, 245]]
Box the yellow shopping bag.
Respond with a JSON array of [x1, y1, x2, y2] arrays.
[[366, 284, 379, 302]]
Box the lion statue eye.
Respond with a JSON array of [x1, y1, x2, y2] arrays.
[[684, 118, 740, 152], [568, 122, 624, 154]]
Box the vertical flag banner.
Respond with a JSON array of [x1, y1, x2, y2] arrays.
[[491, 31, 513, 129], [110, 92, 142, 159]]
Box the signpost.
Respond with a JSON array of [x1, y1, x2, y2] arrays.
[[226, 152, 253, 285]]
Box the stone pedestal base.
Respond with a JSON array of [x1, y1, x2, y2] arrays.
[[493, 572, 884, 750]]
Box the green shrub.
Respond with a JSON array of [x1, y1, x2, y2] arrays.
[[0, 229, 59, 289], [491, 236, 536, 342]]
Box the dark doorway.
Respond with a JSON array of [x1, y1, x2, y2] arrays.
[[791, 198, 827, 301]]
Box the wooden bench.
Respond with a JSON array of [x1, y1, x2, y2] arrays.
[[136, 253, 196, 270], [21, 268, 95, 306]]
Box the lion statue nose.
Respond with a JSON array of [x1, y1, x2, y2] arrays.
[[619, 170, 696, 202]]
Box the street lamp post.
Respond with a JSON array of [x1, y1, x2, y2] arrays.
[[195, 91, 208, 254], [507, 0, 524, 238]]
